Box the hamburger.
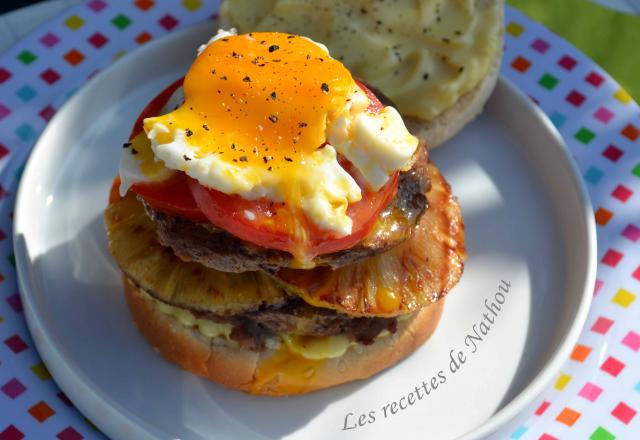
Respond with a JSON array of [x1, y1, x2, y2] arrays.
[[105, 30, 466, 395]]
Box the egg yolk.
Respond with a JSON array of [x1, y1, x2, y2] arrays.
[[148, 32, 355, 172]]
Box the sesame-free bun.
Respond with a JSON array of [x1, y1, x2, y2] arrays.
[[404, 52, 501, 149], [123, 276, 444, 396], [403, 0, 503, 148]]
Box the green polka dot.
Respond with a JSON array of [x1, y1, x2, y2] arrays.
[[632, 163, 640, 178], [575, 127, 595, 144], [538, 73, 558, 90], [112, 14, 132, 30], [17, 50, 37, 65], [0, 314, 4, 323], [590, 427, 615, 440]]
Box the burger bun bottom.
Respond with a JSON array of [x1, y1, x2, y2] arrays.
[[123, 275, 444, 396]]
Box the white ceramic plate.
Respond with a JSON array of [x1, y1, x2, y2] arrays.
[[14, 23, 596, 440]]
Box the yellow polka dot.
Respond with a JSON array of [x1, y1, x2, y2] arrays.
[[31, 362, 51, 380], [113, 50, 127, 61], [506, 22, 524, 37], [613, 88, 632, 105], [65, 15, 85, 30], [612, 288, 636, 308], [555, 373, 571, 390], [182, 0, 202, 11]]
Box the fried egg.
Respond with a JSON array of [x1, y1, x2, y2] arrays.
[[120, 31, 418, 236]]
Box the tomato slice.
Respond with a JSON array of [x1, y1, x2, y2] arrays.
[[189, 171, 398, 259], [129, 77, 400, 258], [131, 173, 207, 222]]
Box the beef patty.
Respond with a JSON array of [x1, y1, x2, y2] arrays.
[[145, 284, 398, 351], [143, 147, 429, 273]]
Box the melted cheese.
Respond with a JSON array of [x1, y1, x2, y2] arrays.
[[145, 290, 364, 360]]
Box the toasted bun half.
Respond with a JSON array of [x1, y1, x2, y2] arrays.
[[123, 275, 444, 396], [402, 0, 503, 148], [404, 53, 500, 149]]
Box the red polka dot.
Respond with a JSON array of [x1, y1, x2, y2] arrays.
[[40, 68, 61, 85], [558, 55, 577, 70], [88, 32, 108, 48], [591, 316, 614, 334], [566, 90, 586, 107], [601, 356, 625, 377], [602, 145, 623, 162], [159, 14, 178, 31], [0, 425, 24, 440], [611, 185, 632, 202], [0, 68, 11, 84], [601, 249, 623, 267], [56, 427, 83, 440], [535, 400, 551, 415], [585, 71, 604, 87], [611, 402, 636, 424], [4, 334, 28, 353]]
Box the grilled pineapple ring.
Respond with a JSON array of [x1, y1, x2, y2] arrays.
[[272, 161, 466, 317], [105, 193, 289, 315]]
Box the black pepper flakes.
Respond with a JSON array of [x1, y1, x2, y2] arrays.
[[320, 83, 329, 93], [122, 142, 132, 149], [243, 75, 251, 82], [267, 166, 272, 171], [202, 124, 209, 131], [268, 114, 278, 123], [185, 129, 193, 137], [239, 156, 248, 162], [211, 69, 216, 74], [268, 44, 280, 52], [423, 73, 430, 80], [284, 157, 293, 162], [130, 148, 139, 155], [220, 75, 228, 80], [458, 66, 465, 73], [183, 155, 191, 161], [270, 91, 277, 100], [231, 143, 236, 150], [298, 122, 307, 128]]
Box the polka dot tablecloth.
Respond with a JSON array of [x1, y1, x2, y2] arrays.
[[0, 1, 638, 439]]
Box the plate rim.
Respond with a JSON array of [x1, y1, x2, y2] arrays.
[[12, 21, 597, 440]]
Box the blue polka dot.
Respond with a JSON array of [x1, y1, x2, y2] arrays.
[[511, 426, 528, 439], [15, 123, 38, 143], [584, 166, 604, 184], [550, 111, 567, 129], [16, 85, 37, 102]]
